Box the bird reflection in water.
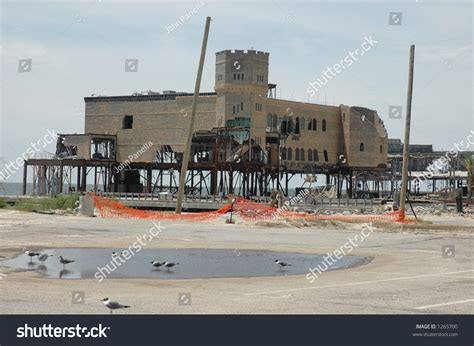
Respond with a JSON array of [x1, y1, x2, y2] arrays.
[[36, 265, 47, 274], [59, 269, 73, 278]]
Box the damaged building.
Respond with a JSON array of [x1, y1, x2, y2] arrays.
[[23, 49, 389, 197]]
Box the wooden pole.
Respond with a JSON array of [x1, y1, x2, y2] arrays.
[[176, 16, 211, 213], [399, 45, 415, 215]]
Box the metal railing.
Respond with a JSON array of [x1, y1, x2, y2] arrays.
[[96, 192, 375, 207]]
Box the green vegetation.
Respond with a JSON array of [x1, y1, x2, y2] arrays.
[[0, 198, 7, 209], [14, 194, 80, 212]]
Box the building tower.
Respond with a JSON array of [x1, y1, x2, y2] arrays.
[[214, 50, 269, 144]]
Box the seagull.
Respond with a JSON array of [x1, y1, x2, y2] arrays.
[[162, 261, 179, 271], [25, 250, 40, 262], [58, 255, 75, 268], [38, 253, 53, 262], [150, 260, 164, 268], [112, 251, 126, 259], [274, 259, 291, 270], [101, 298, 130, 314]]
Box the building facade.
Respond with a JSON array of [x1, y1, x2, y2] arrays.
[[78, 49, 387, 173]]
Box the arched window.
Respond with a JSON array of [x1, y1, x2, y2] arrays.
[[300, 148, 305, 161], [295, 118, 300, 134], [308, 149, 313, 161], [322, 119, 326, 132], [324, 150, 328, 162], [308, 118, 312, 130], [295, 148, 300, 161], [312, 119, 317, 131], [287, 148, 292, 160], [313, 150, 319, 162], [281, 147, 287, 160], [272, 114, 278, 131], [380, 144, 383, 153], [300, 117, 305, 131], [360, 143, 365, 152]]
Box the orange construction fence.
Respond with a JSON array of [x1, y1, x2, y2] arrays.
[[91, 194, 408, 223]]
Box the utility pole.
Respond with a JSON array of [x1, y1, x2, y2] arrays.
[[399, 45, 415, 216], [176, 16, 211, 214]]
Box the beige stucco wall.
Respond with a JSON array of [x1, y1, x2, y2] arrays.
[[85, 96, 217, 162]]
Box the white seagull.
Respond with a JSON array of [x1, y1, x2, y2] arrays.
[[274, 259, 291, 270], [162, 261, 179, 271], [25, 250, 40, 262], [38, 253, 53, 262], [150, 260, 164, 268], [101, 298, 130, 314], [58, 255, 75, 268]]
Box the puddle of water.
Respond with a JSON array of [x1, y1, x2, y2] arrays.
[[0, 249, 372, 280]]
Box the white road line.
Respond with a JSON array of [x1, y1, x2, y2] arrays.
[[244, 269, 474, 296], [414, 299, 474, 310]]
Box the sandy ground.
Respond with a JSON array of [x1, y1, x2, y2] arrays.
[[0, 209, 473, 314]]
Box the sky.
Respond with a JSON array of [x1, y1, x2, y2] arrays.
[[1, 0, 473, 182]]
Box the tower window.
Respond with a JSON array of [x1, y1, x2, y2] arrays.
[[122, 115, 133, 129], [242, 74, 244, 80], [233, 105, 236, 114], [380, 144, 383, 153], [324, 150, 328, 162], [300, 148, 305, 161], [233, 74, 236, 80], [312, 119, 317, 131], [308, 149, 312, 161], [287, 148, 292, 160], [241, 102, 244, 110], [322, 119, 327, 132], [295, 148, 300, 161], [360, 143, 365, 152]]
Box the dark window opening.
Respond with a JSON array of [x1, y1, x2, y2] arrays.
[[313, 150, 319, 162], [312, 119, 317, 131], [360, 143, 365, 152], [322, 119, 327, 132], [281, 147, 287, 160], [295, 148, 300, 161], [122, 115, 133, 129], [300, 148, 305, 161], [308, 149, 313, 161], [324, 150, 328, 162], [287, 148, 292, 160]]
